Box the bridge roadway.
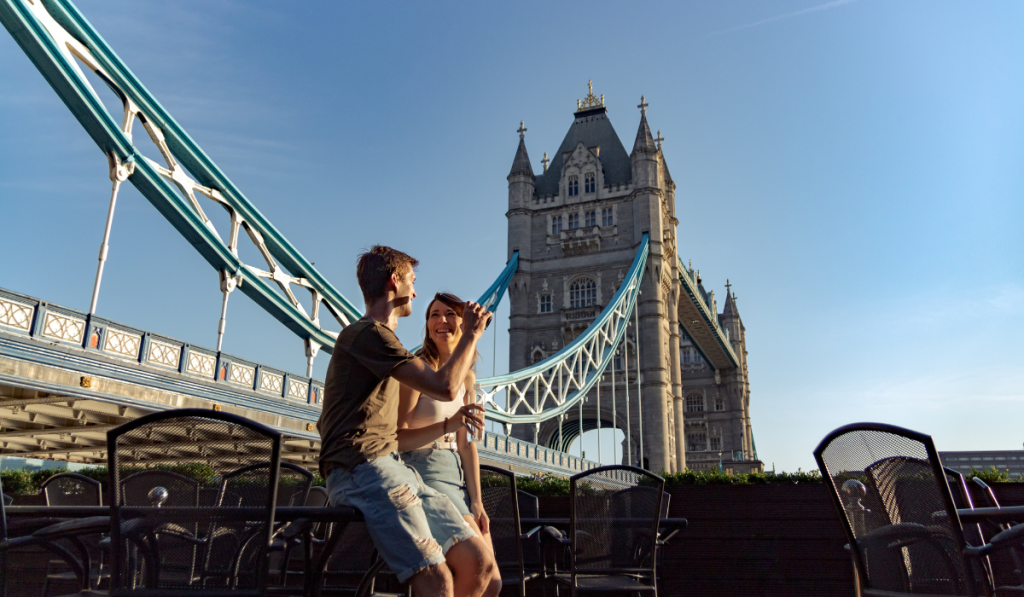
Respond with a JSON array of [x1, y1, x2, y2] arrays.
[[0, 287, 600, 477]]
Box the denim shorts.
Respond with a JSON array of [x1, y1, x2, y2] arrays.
[[401, 448, 472, 517], [326, 453, 475, 582]]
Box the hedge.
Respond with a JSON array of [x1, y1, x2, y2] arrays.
[[0, 465, 327, 495], [1, 463, 1015, 496]]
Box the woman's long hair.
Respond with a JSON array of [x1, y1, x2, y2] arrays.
[[417, 293, 479, 371]]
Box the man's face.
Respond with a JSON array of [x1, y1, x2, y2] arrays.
[[393, 266, 416, 318]]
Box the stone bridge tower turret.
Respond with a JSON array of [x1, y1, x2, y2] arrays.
[[504, 84, 684, 473]]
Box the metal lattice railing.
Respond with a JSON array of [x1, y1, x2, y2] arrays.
[[476, 234, 648, 428], [1, 0, 363, 358], [1, 0, 520, 371]]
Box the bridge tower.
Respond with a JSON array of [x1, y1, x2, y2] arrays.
[[505, 85, 685, 473]]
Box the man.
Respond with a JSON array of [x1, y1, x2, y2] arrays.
[[318, 245, 497, 597]]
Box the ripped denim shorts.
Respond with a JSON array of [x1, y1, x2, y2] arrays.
[[326, 452, 475, 582], [401, 448, 472, 517]]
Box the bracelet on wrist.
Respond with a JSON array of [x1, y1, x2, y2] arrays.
[[443, 416, 448, 435]]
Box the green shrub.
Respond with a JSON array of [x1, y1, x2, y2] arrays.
[[966, 466, 1023, 483], [0, 469, 37, 495], [661, 468, 823, 486], [516, 473, 571, 497]]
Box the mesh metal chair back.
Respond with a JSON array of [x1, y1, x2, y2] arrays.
[[814, 423, 976, 596], [480, 466, 524, 583], [107, 408, 282, 596], [121, 470, 199, 507], [517, 490, 542, 571], [569, 465, 664, 578], [305, 486, 328, 508], [275, 463, 314, 507], [42, 473, 103, 506]]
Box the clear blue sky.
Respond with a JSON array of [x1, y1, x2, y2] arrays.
[[1, 0, 1021, 471]]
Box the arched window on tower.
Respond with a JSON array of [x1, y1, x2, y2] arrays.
[[568, 175, 579, 196], [715, 397, 725, 411], [569, 277, 597, 309], [551, 215, 563, 234], [567, 213, 579, 229], [584, 172, 596, 193], [685, 392, 704, 413], [539, 293, 552, 313], [683, 349, 690, 364], [585, 210, 596, 227]]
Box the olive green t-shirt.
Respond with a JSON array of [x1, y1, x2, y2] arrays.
[[318, 317, 415, 476]]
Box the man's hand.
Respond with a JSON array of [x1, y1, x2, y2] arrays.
[[461, 301, 492, 338], [453, 404, 485, 436]]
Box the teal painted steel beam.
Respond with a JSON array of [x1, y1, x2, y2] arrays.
[[677, 256, 739, 367], [478, 234, 649, 425], [0, 0, 359, 352]]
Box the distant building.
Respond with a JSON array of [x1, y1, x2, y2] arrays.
[[939, 450, 1024, 478]]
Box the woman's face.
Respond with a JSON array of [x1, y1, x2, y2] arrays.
[[427, 299, 463, 346]]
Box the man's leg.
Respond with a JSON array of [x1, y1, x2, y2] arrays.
[[325, 456, 461, 594]]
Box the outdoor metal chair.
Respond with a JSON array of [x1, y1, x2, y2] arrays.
[[0, 474, 112, 597], [814, 422, 1024, 597], [549, 465, 665, 596], [479, 465, 542, 597], [315, 519, 406, 597], [516, 489, 546, 588], [107, 408, 283, 596], [270, 485, 328, 592], [972, 478, 1024, 587], [39, 473, 105, 595]]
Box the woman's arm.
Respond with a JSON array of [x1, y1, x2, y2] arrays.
[[396, 383, 447, 451], [457, 372, 489, 533], [397, 382, 484, 452]]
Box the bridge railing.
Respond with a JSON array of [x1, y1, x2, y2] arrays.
[[0, 288, 325, 406], [0, 0, 364, 360]]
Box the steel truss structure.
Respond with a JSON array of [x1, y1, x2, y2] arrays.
[[1, 0, 363, 358], [476, 234, 649, 433], [2, 0, 661, 462], [0, 0, 520, 368]]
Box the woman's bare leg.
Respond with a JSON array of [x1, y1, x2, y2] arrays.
[[464, 515, 501, 597]]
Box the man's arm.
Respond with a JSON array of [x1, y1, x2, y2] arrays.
[[392, 301, 490, 401]]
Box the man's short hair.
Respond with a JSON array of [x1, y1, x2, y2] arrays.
[[356, 245, 419, 303]]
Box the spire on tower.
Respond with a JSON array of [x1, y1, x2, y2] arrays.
[[541, 152, 550, 172], [722, 280, 740, 318], [576, 80, 605, 112], [509, 121, 534, 178], [632, 96, 657, 154]]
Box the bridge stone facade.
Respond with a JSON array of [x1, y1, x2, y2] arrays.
[[505, 86, 760, 474]]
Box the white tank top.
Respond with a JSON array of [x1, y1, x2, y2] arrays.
[[407, 386, 466, 430]]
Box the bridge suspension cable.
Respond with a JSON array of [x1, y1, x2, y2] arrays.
[[476, 235, 649, 449]]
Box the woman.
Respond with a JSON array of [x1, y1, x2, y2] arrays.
[[397, 292, 501, 594]]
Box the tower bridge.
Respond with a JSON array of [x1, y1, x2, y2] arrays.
[[0, 0, 760, 476]]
